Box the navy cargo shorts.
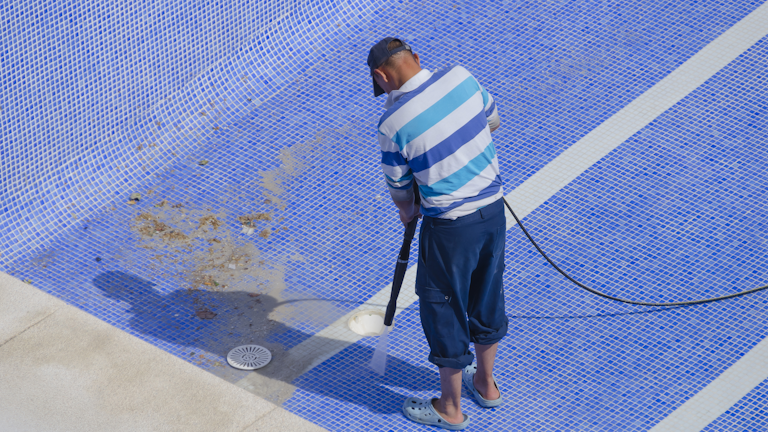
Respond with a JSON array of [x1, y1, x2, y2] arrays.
[[415, 198, 508, 369]]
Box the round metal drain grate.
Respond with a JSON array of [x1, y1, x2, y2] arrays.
[[227, 345, 272, 370]]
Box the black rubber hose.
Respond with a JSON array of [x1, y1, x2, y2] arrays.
[[384, 185, 421, 326], [502, 196, 768, 307]]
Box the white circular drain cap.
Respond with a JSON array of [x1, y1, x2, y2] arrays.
[[227, 345, 272, 370], [348, 310, 387, 336]]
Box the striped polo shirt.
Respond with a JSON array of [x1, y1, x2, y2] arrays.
[[378, 65, 503, 219]]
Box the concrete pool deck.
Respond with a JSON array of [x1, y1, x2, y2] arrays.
[[0, 272, 326, 432]]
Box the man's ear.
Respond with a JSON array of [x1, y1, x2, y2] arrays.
[[373, 68, 389, 83], [413, 52, 421, 67]]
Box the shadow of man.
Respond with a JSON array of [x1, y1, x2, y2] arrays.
[[93, 270, 437, 412]]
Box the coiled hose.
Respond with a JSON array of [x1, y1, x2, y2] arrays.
[[502, 197, 768, 307]]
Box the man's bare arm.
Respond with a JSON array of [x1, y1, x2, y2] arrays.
[[393, 196, 421, 227], [488, 106, 501, 132]]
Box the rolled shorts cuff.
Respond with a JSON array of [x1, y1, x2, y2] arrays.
[[470, 318, 509, 346], [428, 352, 475, 370]]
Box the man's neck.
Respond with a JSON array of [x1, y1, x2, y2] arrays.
[[393, 66, 422, 91], [383, 68, 431, 110]]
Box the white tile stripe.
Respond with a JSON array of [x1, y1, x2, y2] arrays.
[[238, 4, 768, 422], [504, 1, 768, 232], [649, 337, 768, 431]]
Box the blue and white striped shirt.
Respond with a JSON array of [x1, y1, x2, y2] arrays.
[[378, 66, 502, 219]]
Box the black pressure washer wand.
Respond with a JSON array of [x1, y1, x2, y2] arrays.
[[384, 183, 421, 327]]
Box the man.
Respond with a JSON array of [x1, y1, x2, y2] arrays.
[[367, 38, 507, 430]]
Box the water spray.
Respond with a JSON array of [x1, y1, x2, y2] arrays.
[[370, 185, 420, 375]]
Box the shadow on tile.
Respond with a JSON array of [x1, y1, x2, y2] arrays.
[[93, 270, 437, 413]]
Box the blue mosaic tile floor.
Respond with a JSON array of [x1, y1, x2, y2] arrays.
[[2, 0, 768, 430]]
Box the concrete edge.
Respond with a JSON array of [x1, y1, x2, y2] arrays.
[[0, 271, 328, 432]]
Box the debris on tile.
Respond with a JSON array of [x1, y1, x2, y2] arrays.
[[198, 159, 209, 166], [163, 230, 189, 242], [95, 257, 102, 262], [237, 213, 272, 225], [200, 275, 221, 288], [239, 213, 272, 235], [259, 229, 271, 239], [134, 213, 189, 242], [195, 309, 217, 319], [198, 216, 222, 230]]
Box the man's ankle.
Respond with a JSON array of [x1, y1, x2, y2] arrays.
[[473, 374, 500, 400], [474, 373, 493, 386], [433, 398, 463, 423]]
